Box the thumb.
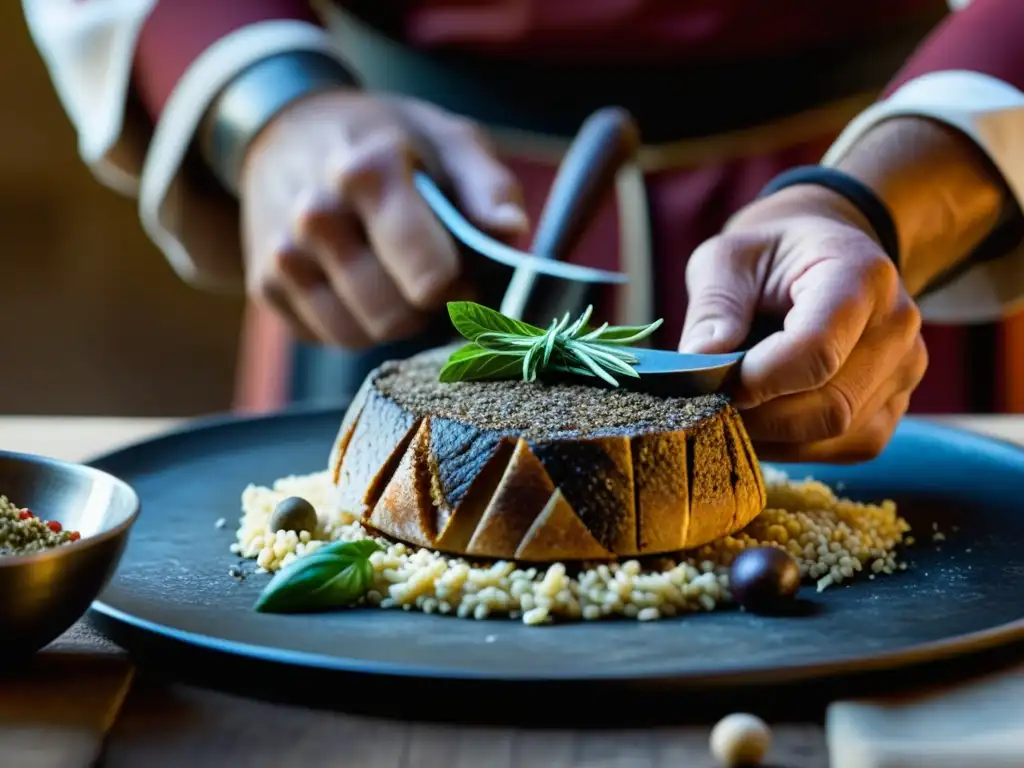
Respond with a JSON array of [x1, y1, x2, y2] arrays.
[[678, 237, 763, 354]]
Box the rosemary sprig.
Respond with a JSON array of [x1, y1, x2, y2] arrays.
[[439, 301, 663, 387]]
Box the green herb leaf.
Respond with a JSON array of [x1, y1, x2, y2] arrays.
[[581, 320, 664, 344], [439, 301, 666, 387], [253, 539, 382, 614], [438, 343, 524, 382], [447, 301, 545, 342]]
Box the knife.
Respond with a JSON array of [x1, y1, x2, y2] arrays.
[[417, 106, 745, 396], [412, 172, 627, 287], [623, 347, 744, 397], [499, 106, 641, 326]]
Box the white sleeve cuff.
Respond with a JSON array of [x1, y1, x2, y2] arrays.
[[137, 20, 346, 290], [21, 0, 158, 196], [822, 70, 1024, 324]]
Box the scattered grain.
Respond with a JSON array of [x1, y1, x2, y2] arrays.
[[231, 463, 914, 625]]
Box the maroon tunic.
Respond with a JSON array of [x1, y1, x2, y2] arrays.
[[132, 0, 1024, 415]]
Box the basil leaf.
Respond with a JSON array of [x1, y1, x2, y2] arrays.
[[324, 539, 381, 560], [447, 301, 545, 343], [438, 343, 524, 382], [253, 539, 382, 613]]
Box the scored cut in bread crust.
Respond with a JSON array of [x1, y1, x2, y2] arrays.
[[329, 354, 765, 561]]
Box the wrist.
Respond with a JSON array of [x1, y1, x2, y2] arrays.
[[827, 116, 1009, 297], [728, 184, 877, 240], [199, 50, 360, 195]]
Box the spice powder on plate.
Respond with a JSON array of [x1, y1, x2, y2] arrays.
[[0, 495, 80, 556]]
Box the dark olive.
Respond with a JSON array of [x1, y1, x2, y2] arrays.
[[269, 496, 318, 534], [729, 547, 801, 612]]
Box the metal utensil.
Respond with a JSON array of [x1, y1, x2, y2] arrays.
[[0, 451, 140, 662], [500, 106, 642, 326], [625, 347, 744, 397], [412, 172, 627, 287], [503, 106, 745, 396], [417, 106, 746, 396]]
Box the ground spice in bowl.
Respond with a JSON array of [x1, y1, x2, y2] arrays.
[[0, 495, 80, 556]]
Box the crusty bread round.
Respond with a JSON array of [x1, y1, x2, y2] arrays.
[[327, 349, 766, 561]]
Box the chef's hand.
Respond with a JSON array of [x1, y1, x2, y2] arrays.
[[678, 185, 928, 464], [240, 90, 528, 347]]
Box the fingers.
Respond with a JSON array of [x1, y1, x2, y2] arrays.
[[244, 97, 523, 348], [742, 322, 926, 444], [257, 241, 373, 349], [753, 389, 913, 464], [432, 123, 529, 235], [678, 236, 767, 354], [334, 128, 463, 310], [736, 255, 898, 408], [749, 330, 927, 463], [292, 189, 428, 342], [395, 101, 529, 235]]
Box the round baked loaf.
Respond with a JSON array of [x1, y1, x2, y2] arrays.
[[327, 349, 766, 561]]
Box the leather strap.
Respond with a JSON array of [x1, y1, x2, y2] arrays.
[[199, 51, 360, 195], [758, 165, 901, 266]]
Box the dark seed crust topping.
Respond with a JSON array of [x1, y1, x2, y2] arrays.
[[373, 350, 728, 439]]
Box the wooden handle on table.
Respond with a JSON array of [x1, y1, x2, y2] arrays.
[[499, 107, 641, 323]]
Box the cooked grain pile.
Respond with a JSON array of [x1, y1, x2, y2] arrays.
[[232, 466, 910, 625]]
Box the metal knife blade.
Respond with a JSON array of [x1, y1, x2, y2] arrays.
[[414, 172, 627, 286], [623, 347, 745, 397]]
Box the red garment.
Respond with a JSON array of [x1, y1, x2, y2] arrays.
[[132, 0, 1024, 414]]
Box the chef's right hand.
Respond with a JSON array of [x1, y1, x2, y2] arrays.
[[239, 90, 529, 348]]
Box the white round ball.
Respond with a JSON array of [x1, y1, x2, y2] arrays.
[[709, 713, 771, 767]]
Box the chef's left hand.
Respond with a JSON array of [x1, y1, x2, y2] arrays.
[[678, 184, 929, 464]]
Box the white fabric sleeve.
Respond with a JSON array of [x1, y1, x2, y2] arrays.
[[22, 1, 346, 290], [22, 0, 158, 196], [138, 20, 346, 290], [821, 68, 1024, 324]]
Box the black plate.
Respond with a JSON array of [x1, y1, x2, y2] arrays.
[[86, 408, 1024, 716]]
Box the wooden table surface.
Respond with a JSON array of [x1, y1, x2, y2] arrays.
[[2, 414, 1023, 768]]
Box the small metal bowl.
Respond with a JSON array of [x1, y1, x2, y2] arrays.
[[0, 450, 140, 662]]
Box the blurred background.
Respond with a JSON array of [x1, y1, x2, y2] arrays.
[[0, 5, 244, 416]]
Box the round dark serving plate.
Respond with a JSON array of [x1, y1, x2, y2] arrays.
[[86, 407, 1024, 717]]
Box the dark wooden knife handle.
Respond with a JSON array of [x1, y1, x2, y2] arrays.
[[503, 106, 641, 324], [532, 106, 641, 260]]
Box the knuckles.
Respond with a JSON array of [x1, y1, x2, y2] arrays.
[[248, 242, 306, 301], [897, 332, 930, 392], [437, 116, 490, 150], [908, 333, 929, 382], [815, 383, 856, 440], [331, 128, 416, 204], [291, 191, 345, 247], [798, 331, 846, 388], [891, 299, 923, 341], [859, 250, 901, 295], [846, 398, 908, 462]]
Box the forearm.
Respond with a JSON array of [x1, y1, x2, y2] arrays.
[[832, 116, 1009, 297], [128, 0, 349, 287], [822, 0, 1024, 311]]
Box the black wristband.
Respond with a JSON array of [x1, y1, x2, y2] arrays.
[[201, 51, 361, 196], [757, 165, 901, 267]]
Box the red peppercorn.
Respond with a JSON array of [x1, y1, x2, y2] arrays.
[[18, 510, 33, 520], [47, 520, 62, 533], [68, 531, 81, 542]]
